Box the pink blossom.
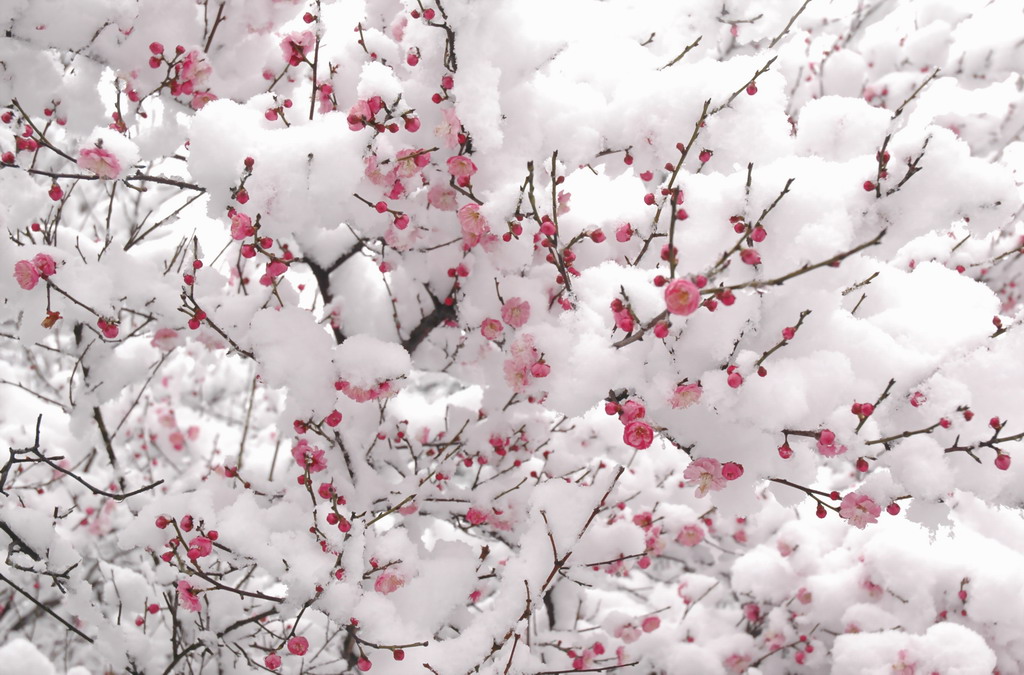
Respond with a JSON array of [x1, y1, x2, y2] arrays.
[[816, 431, 847, 457], [13, 260, 40, 290], [280, 30, 315, 65], [556, 190, 571, 216], [396, 149, 429, 178], [740, 248, 761, 265], [500, 297, 530, 328], [374, 570, 405, 594], [151, 328, 181, 351], [613, 623, 641, 644], [839, 492, 881, 529], [665, 278, 700, 315], [613, 308, 634, 333], [265, 653, 282, 670], [724, 653, 752, 674], [466, 507, 488, 525], [670, 383, 702, 409], [615, 223, 633, 242], [33, 254, 56, 278], [721, 462, 744, 480], [190, 91, 217, 110], [229, 212, 255, 240], [619, 400, 645, 423], [287, 636, 309, 656], [176, 50, 212, 90], [291, 439, 327, 472], [446, 155, 477, 179], [427, 184, 458, 211], [676, 524, 704, 546], [435, 107, 461, 148], [177, 580, 202, 612], [641, 616, 660, 632], [348, 100, 373, 131], [78, 145, 121, 179], [503, 334, 539, 392], [682, 457, 726, 498], [623, 420, 654, 449], [187, 536, 213, 559], [458, 203, 491, 249], [480, 318, 503, 340]]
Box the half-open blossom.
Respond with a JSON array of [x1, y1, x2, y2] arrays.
[[623, 420, 654, 449], [446, 155, 477, 179], [676, 524, 704, 546], [501, 298, 530, 328], [348, 99, 373, 130], [670, 383, 702, 409], [287, 636, 309, 656], [816, 430, 847, 457], [839, 492, 881, 529], [435, 107, 461, 148], [13, 260, 40, 290], [176, 50, 212, 91], [466, 507, 488, 525], [280, 30, 315, 66], [619, 400, 645, 424], [458, 203, 491, 249], [177, 580, 202, 612], [682, 457, 726, 498], [230, 212, 255, 240], [187, 536, 213, 560], [32, 253, 55, 276], [78, 145, 121, 179], [665, 278, 700, 315], [265, 654, 282, 670], [374, 570, 405, 594], [292, 439, 327, 472]]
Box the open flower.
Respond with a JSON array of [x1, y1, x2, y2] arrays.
[[839, 492, 881, 529], [374, 570, 406, 594], [177, 580, 202, 612], [665, 278, 700, 315], [623, 420, 654, 449], [291, 439, 327, 472], [500, 298, 530, 328], [670, 383, 702, 409], [13, 260, 39, 290], [682, 457, 726, 498], [78, 145, 121, 179]]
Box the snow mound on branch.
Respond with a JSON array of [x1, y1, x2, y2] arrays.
[[0, 639, 56, 675]]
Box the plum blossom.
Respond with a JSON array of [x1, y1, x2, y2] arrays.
[[348, 100, 374, 131], [665, 278, 700, 315], [816, 429, 847, 457], [435, 107, 461, 148], [428, 184, 458, 210], [177, 580, 202, 612], [446, 155, 477, 179], [500, 297, 530, 328], [682, 457, 726, 498], [670, 383, 702, 408], [623, 420, 654, 449], [619, 400, 645, 423], [287, 636, 309, 656], [229, 212, 255, 240], [292, 439, 327, 472], [839, 492, 881, 529], [503, 334, 540, 392], [280, 30, 315, 66], [78, 145, 121, 179], [676, 524, 704, 546], [458, 203, 493, 249], [187, 536, 213, 560], [374, 570, 406, 594], [13, 260, 39, 290], [480, 318, 503, 340], [175, 50, 212, 93]]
